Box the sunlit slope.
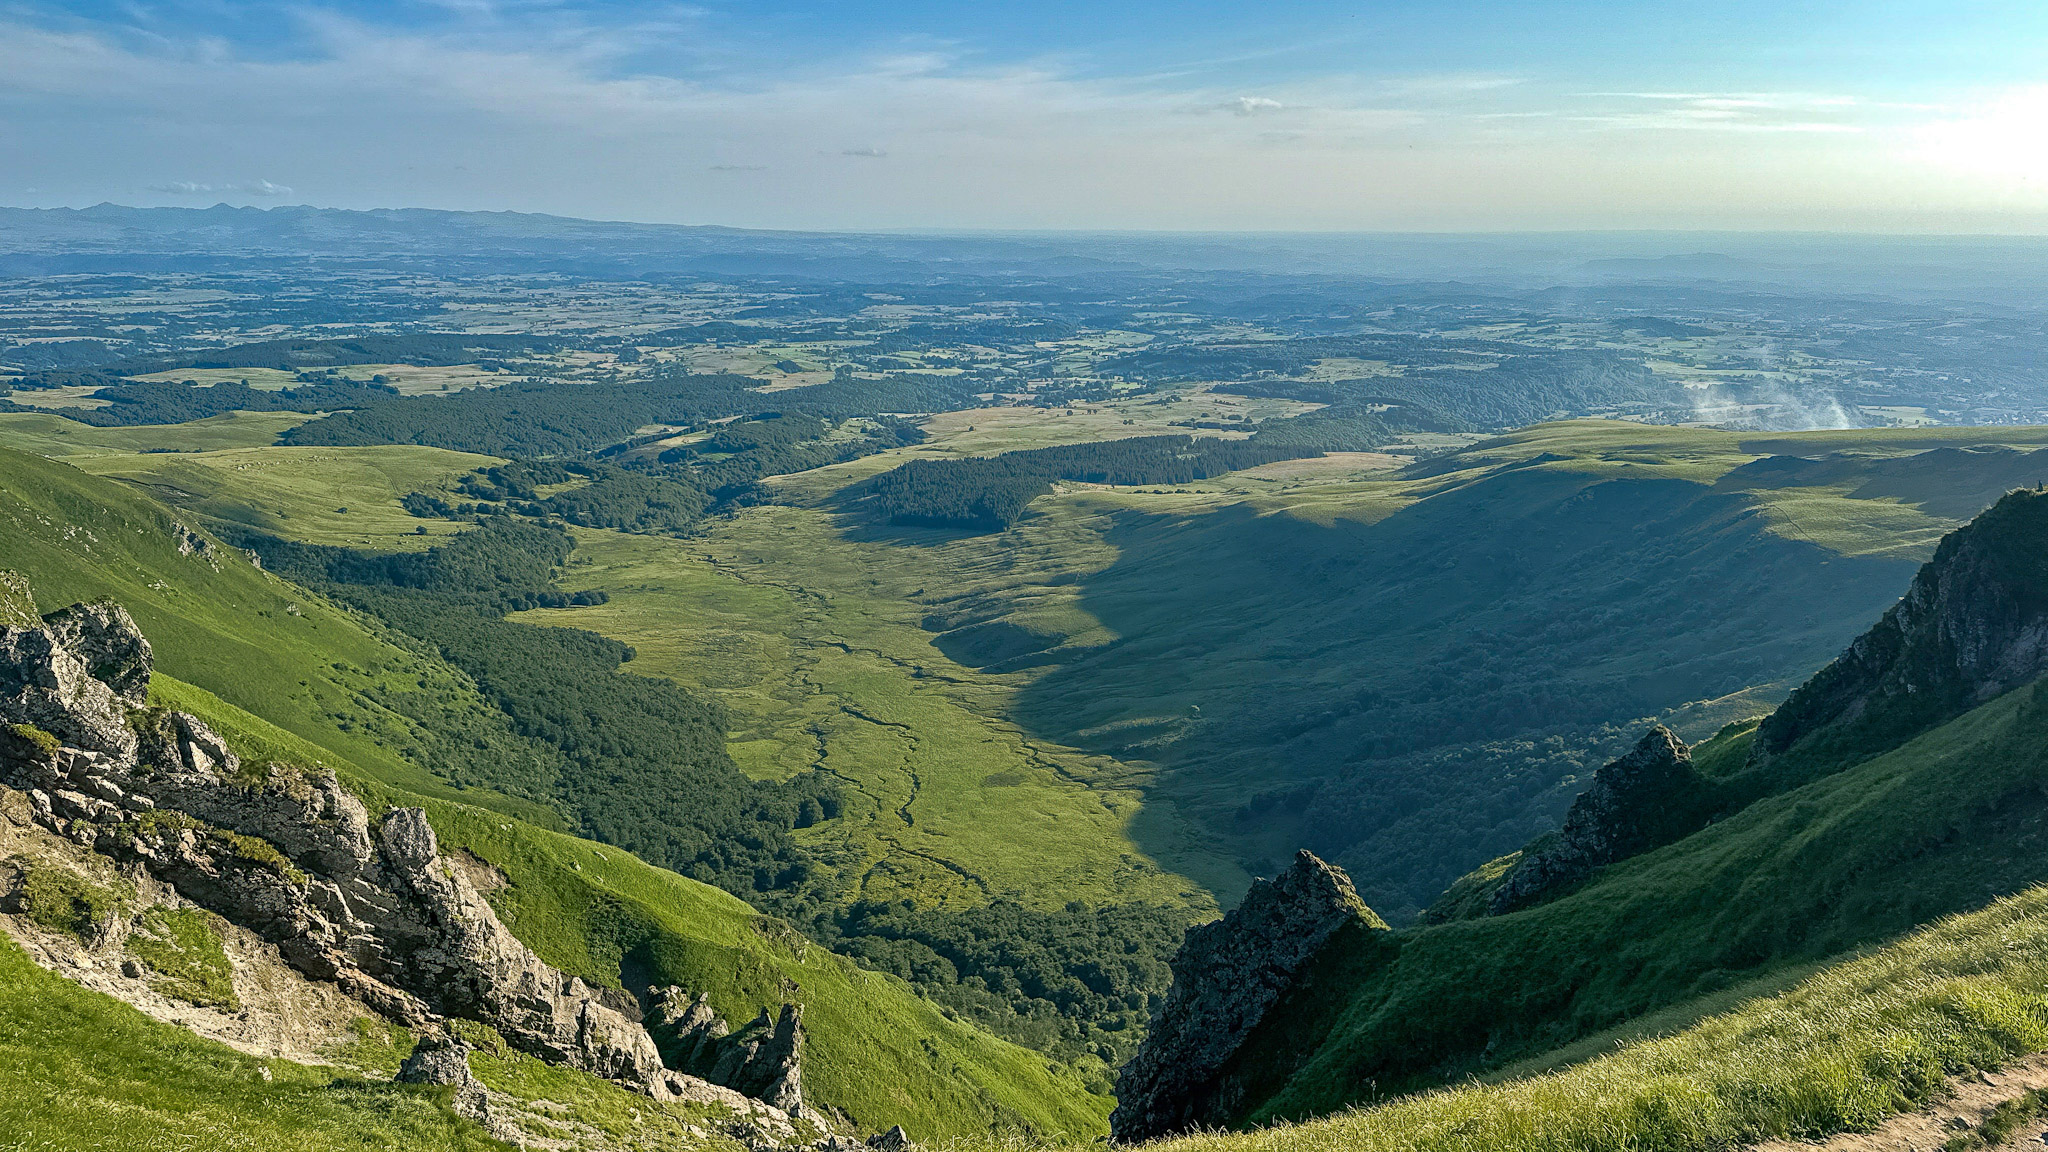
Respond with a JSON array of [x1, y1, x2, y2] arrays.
[[950, 884, 2048, 1152], [0, 446, 1113, 1140], [0, 409, 309, 456], [0, 444, 537, 815], [73, 442, 493, 551]]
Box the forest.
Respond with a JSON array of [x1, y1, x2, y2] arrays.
[[276, 366, 985, 456], [846, 407, 1414, 530]]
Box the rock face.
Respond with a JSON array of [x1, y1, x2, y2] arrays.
[[1110, 850, 1385, 1144], [649, 986, 806, 1113], [0, 576, 807, 1113], [1752, 488, 2048, 772], [0, 599, 151, 759], [1488, 726, 1710, 914]]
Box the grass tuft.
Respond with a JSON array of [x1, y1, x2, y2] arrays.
[[127, 906, 241, 1011]]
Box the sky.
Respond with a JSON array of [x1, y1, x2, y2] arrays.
[[2, 1, 2046, 232]]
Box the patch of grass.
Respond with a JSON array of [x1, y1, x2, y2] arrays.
[[6, 722, 60, 756], [74, 443, 494, 552], [321, 1015, 417, 1077], [0, 410, 311, 457], [0, 931, 504, 1151], [128, 906, 240, 1010], [15, 861, 128, 941]]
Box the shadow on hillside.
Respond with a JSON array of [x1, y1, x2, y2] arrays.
[[1003, 464, 1922, 919]]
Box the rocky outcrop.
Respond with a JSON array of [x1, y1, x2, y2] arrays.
[[0, 599, 151, 758], [1488, 726, 1715, 914], [1110, 850, 1386, 1144], [0, 577, 677, 1099], [648, 986, 805, 1113], [1754, 487, 2048, 773]]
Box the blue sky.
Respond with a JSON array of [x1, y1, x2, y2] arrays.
[[3, 1, 2046, 230]]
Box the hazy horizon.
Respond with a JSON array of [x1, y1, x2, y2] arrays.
[[4, 2, 2045, 234]]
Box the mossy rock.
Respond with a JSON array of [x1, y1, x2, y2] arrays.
[[10, 860, 130, 942], [6, 723, 62, 758]]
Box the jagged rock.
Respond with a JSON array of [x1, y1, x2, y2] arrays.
[[1487, 726, 1711, 914], [1753, 487, 2048, 772], [0, 581, 671, 1099], [647, 987, 803, 1111], [367, 806, 668, 1086], [1110, 850, 1385, 1143], [866, 1125, 913, 1150], [0, 600, 150, 758], [648, 985, 733, 1070]]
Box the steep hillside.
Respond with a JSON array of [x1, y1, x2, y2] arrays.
[[978, 423, 2048, 916], [969, 883, 2048, 1152], [1111, 487, 2048, 1136], [0, 447, 1112, 1142]]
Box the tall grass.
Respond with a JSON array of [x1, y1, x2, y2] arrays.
[[960, 887, 2048, 1152]]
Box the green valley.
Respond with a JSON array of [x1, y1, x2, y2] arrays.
[[10, 222, 2048, 1152]]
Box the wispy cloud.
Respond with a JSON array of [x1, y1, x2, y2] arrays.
[[0, 7, 2041, 230], [147, 179, 294, 196]]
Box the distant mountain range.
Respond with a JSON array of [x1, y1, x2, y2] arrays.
[[5, 203, 2048, 301]]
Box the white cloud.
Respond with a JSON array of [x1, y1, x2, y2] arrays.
[[0, 13, 2038, 231], [146, 179, 293, 196]]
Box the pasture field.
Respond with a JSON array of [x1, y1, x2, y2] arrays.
[[71, 443, 495, 551], [0, 410, 308, 455]]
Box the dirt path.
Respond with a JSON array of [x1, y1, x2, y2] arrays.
[[1751, 1053, 2048, 1152]]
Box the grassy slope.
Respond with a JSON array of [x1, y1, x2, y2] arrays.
[[74, 443, 493, 551], [153, 675, 1109, 1141], [0, 931, 502, 1151], [0, 445, 1107, 1141], [0, 409, 310, 455], [1221, 673, 2048, 1126], [0, 443, 538, 817], [1004, 884, 2048, 1152]]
